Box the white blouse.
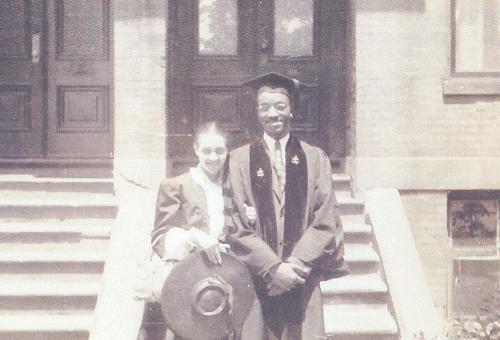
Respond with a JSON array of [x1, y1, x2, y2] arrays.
[[189, 166, 224, 238]]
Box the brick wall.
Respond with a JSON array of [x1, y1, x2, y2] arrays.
[[353, 0, 499, 313], [354, 0, 500, 191], [113, 0, 168, 188], [400, 191, 450, 316]]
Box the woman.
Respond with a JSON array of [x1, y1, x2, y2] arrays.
[[139, 121, 231, 340]]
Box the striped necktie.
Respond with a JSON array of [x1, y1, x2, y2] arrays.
[[273, 139, 286, 192]]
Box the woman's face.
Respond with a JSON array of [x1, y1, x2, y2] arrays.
[[194, 132, 227, 178]]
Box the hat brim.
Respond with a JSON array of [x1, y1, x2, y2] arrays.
[[161, 251, 255, 340]]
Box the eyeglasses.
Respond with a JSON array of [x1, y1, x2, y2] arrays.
[[257, 102, 289, 113], [199, 147, 227, 156]]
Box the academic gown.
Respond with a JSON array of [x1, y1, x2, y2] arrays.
[[225, 137, 347, 340]]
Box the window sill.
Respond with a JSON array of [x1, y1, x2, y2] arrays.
[[442, 77, 500, 95], [451, 246, 500, 259]]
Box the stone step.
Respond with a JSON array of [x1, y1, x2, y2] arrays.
[[0, 175, 114, 193], [336, 196, 364, 215], [0, 282, 99, 312], [0, 158, 112, 178], [341, 215, 372, 244], [321, 273, 388, 304], [0, 272, 102, 283], [335, 190, 355, 202], [323, 304, 398, 339], [0, 219, 113, 239], [0, 281, 99, 297], [0, 192, 118, 218], [332, 174, 353, 192], [0, 314, 92, 336], [0, 261, 104, 275], [0, 251, 106, 274], [0, 238, 109, 253], [0, 250, 106, 264], [343, 244, 380, 273]]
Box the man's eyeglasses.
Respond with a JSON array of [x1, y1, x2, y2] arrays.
[[257, 102, 289, 113]]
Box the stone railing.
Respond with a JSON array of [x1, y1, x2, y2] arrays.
[[90, 175, 157, 340], [365, 188, 445, 340]]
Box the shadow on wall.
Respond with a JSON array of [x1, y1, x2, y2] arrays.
[[113, 0, 165, 19], [356, 0, 425, 12], [444, 95, 500, 105]]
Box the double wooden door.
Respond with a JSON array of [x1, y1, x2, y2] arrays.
[[168, 0, 347, 168], [0, 0, 113, 159]]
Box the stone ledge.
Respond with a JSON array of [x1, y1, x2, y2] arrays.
[[355, 157, 500, 190]]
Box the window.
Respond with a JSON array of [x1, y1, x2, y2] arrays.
[[452, 0, 500, 74], [274, 0, 314, 56], [447, 191, 500, 338], [198, 0, 238, 55], [444, 0, 500, 95]]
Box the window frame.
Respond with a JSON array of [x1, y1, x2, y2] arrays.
[[443, 0, 500, 95], [446, 190, 500, 321]]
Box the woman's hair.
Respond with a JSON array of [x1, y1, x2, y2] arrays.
[[193, 121, 227, 147]]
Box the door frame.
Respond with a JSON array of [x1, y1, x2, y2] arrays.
[[0, 0, 114, 162], [166, 0, 353, 172]]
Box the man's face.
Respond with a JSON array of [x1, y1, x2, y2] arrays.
[[257, 89, 292, 140]]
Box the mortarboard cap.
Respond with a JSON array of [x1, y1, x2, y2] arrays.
[[242, 72, 306, 106]]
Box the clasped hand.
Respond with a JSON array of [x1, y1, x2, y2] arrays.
[[267, 262, 308, 296]]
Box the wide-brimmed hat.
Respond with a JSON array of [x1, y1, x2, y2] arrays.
[[161, 251, 255, 340]]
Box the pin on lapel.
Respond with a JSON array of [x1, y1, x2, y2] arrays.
[[291, 155, 300, 165], [256, 168, 264, 177]]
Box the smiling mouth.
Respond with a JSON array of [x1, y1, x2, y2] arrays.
[[270, 121, 283, 126]]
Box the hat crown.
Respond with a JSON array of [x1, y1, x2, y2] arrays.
[[191, 276, 230, 317]]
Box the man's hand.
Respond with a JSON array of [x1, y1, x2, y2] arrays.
[[266, 280, 287, 296], [287, 256, 311, 279], [268, 263, 305, 294]]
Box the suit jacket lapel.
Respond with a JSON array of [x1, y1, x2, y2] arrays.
[[187, 173, 210, 225]]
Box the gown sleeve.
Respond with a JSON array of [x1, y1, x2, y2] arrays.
[[290, 148, 347, 276]]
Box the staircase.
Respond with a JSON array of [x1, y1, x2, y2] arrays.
[[321, 174, 399, 340], [0, 174, 117, 340]]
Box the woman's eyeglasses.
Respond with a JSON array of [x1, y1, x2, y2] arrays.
[[199, 147, 227, 156]]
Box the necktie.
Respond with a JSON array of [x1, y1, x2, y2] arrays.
[[273, 139, 286, 192]]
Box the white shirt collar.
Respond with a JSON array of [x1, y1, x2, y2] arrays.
[[189, 165, 222, 187], [263, 133, 289, 153]]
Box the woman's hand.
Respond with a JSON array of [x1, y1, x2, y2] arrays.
[[204, 244, 222, 265], [188, 228, 222, 265]]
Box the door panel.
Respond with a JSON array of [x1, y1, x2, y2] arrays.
[[168, 0, 347, 169], [46, 0, 113, 158], [0, 0, 44, 157]]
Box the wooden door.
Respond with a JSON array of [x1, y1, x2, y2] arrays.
[[168, 0, 347, 170], [0, 1, 45, 158], [46, 0, 113, 158]]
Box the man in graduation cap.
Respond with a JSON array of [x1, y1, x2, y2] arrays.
[[225, 73, 348, 340]]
